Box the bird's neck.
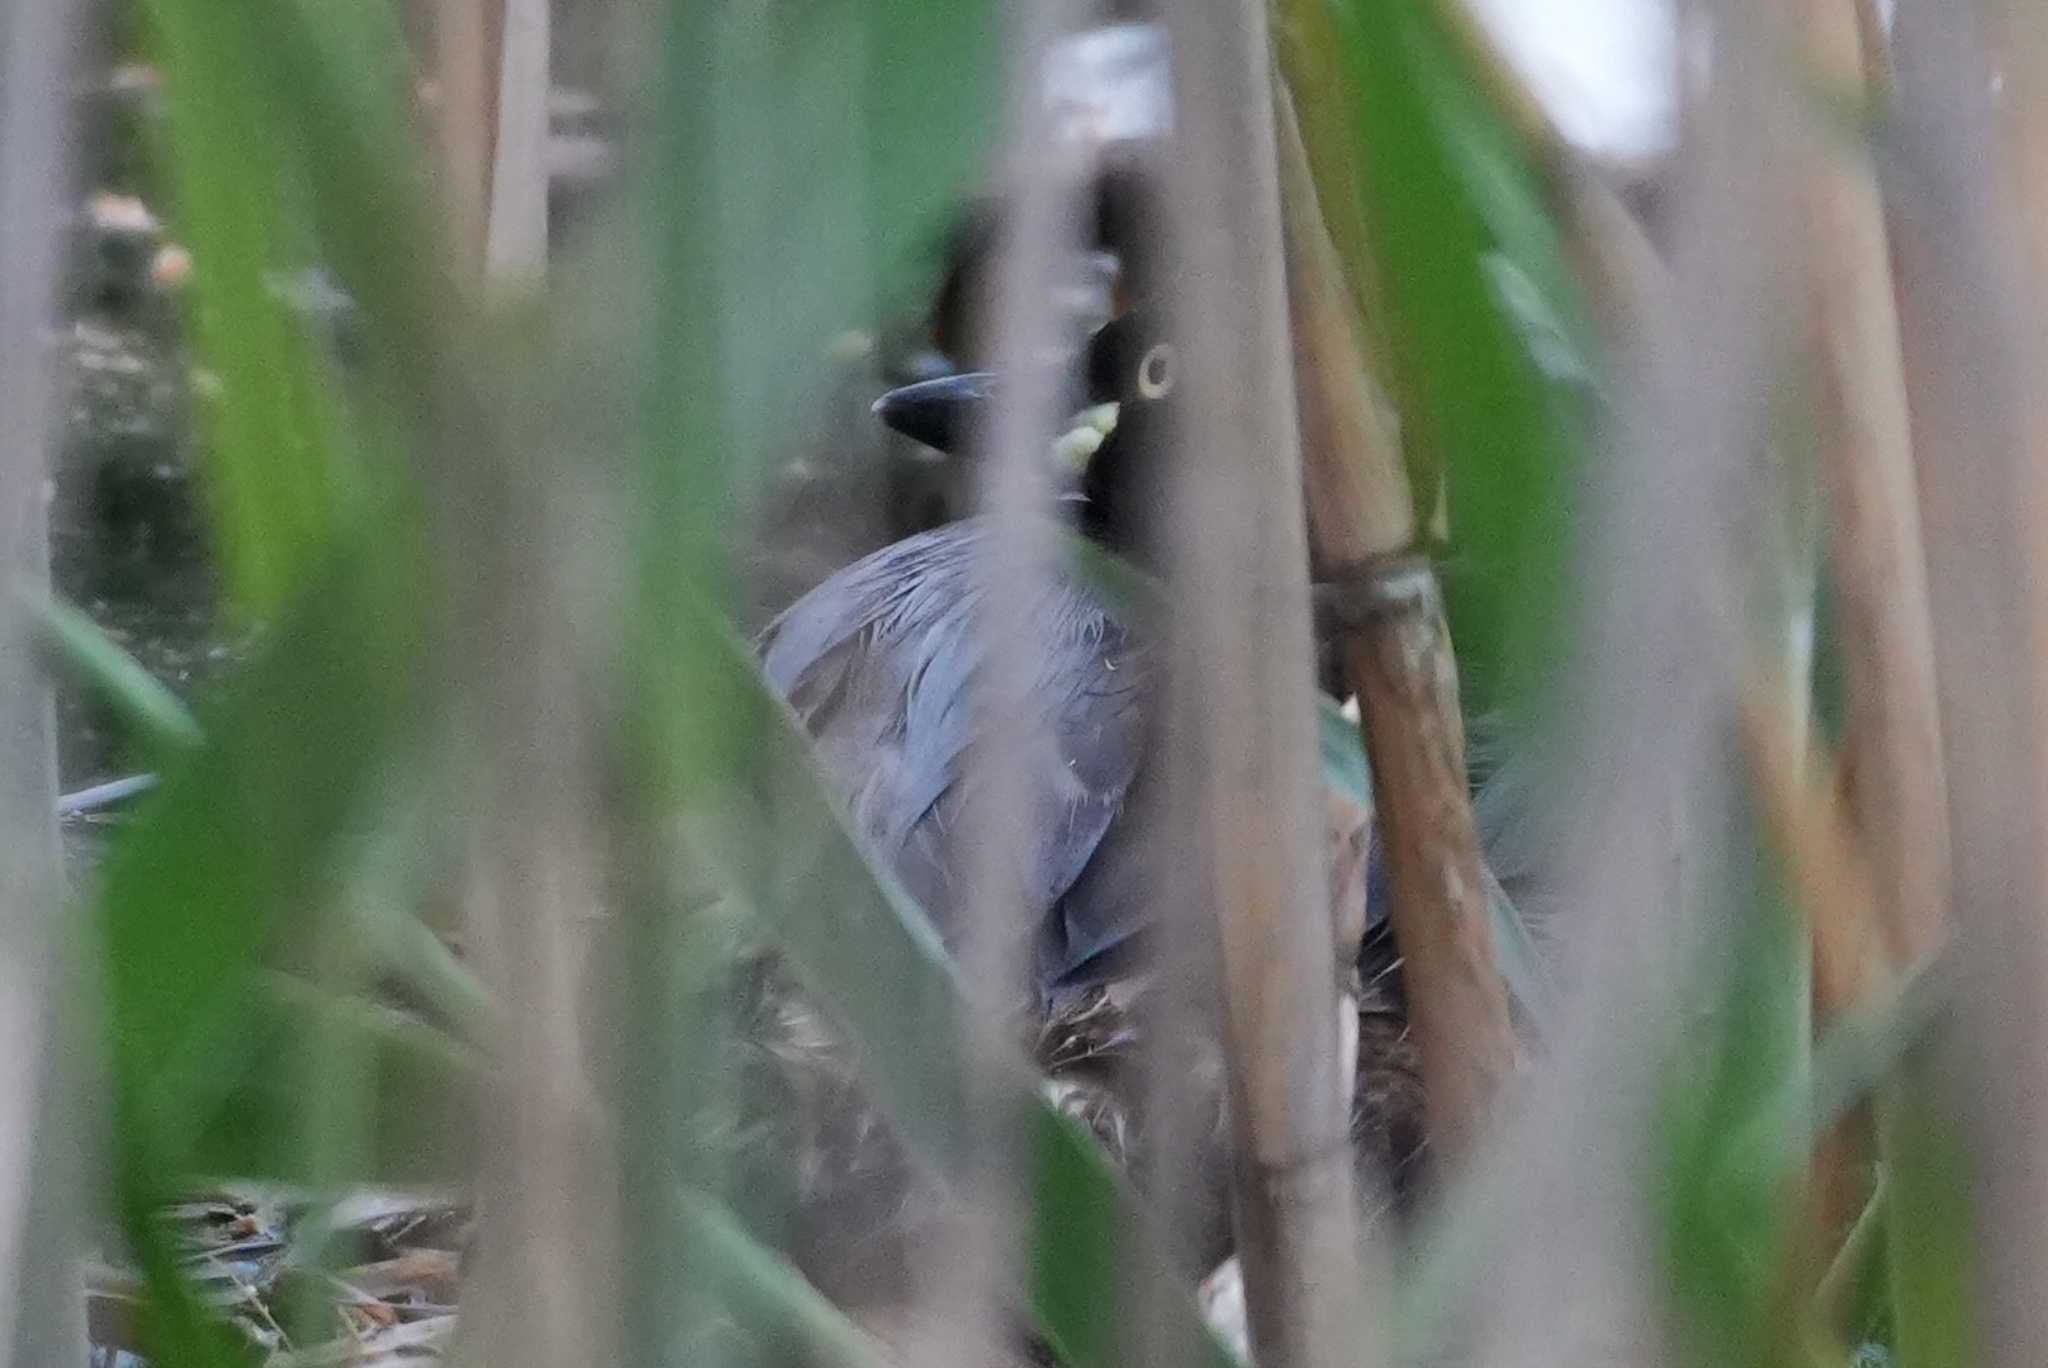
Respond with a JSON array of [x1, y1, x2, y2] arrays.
[[1077, 421, 1160, 563]]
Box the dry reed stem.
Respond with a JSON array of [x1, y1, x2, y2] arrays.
[[1738, 682, 1891, 1022], [904, 2, 1082, 1365], [1274, 72, 1516, 1170], [0, 0, 85, 1363], [1795, 0, 1947, 975], [1556, 161, 1672, 352], [437, 0, 499, 278], [484, 0, 550, 284], [1341, 579, 1514, 1164], [1888, 0, 2048, 1359], [1272, 90, 1412, 566], [453, 484, 617, 1368], [1739, 674, 1913, 1344], [1467, 1, 1803, 1361], [1787, 0, 1946, 1269], [1157, 3, 1365, 1364]]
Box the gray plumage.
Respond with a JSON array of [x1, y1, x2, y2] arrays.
[[758, 518, 1155, 995]]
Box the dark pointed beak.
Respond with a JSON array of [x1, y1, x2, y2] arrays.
[[872, 371, 996, 454]]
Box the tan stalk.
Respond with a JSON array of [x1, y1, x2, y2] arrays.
[[437, 0, 499, 279], [0, 1, 86, 1363], [908, 0, 1080, 1362], [1887, 0, 2048, 1360], [1273, 83, 1517, 1166], [484, 0, 550, 285], [1789, 0, 1951, 1294], [1796, 0, 1948, 976], [1156, 4, 1366, 1364]]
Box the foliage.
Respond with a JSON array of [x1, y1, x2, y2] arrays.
[[54, 0, 1983, 1365]]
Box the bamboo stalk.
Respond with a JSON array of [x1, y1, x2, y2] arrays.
[[909, 0, 1082, 1362], [450, 447, 618, 1368], [1788, 0, 1950, 1284], [1795, 0, 1947, 976], [1740, 684, 1888, 1018], [437, 0, 499, 279], [1886, 2, 2048, 1361], [484, 0, 549, 284], [1273, 83, 1516, 1167], [1468, 0, 1805, 1358], [1156, 5, 1365, 1365], [0, 0, 86, 1363]]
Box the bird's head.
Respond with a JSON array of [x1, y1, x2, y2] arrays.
[[871, 307, 1174, 552]]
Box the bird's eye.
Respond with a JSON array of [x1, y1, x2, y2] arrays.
[[1136, 342, 1175, 400]]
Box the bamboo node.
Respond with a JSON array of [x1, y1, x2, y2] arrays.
[[1312, 554, 1438, 632]]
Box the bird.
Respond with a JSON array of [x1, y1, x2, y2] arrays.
[[756, 307, 1267, 1003], [752, 305, 1439, 1313], [741, 168, 1143, 629]]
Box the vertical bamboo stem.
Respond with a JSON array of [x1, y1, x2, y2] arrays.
[[439, 0, 500, 278], [1796, 0, 1947, 975], [1469, 0, 1803, 1359], [913, 2, 1081, 1365], [485, 0, 550, 284], [1888, 3, 2048, 1361], [0, 0, 85, 1363], [1341, 569, 1514, 1161], [1274, 83, 1516, 1166], [1791, 0, 1949, 1281], [1157, 10, 1365, 1368], [451, 433, 617, 1368]]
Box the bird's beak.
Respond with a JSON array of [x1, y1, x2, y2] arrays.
[[872, 371, 996, 454]]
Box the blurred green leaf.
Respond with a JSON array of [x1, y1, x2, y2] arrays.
[[29, 592, 202, 757], [699, 0, 996, 505], [675, 1186, 900, 1368], [1878, 1087, 1976, 1368], [98, 522, 425, 1164], [140, 0, 362, 617], [1654, 859, 1808, 1368], [186, 972, 482, 1186]]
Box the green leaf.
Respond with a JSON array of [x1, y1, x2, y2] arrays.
[[1654, 797, 1810, 1368], [98, 517, 426, 1177], [29, 592, 202, 757], [674, 1187, 901, 1368], [184, 973, 482, 1186]]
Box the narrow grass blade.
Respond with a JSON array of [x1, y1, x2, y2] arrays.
[[674, 1187, 901, 1368], [28, 592, 201, 757]]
